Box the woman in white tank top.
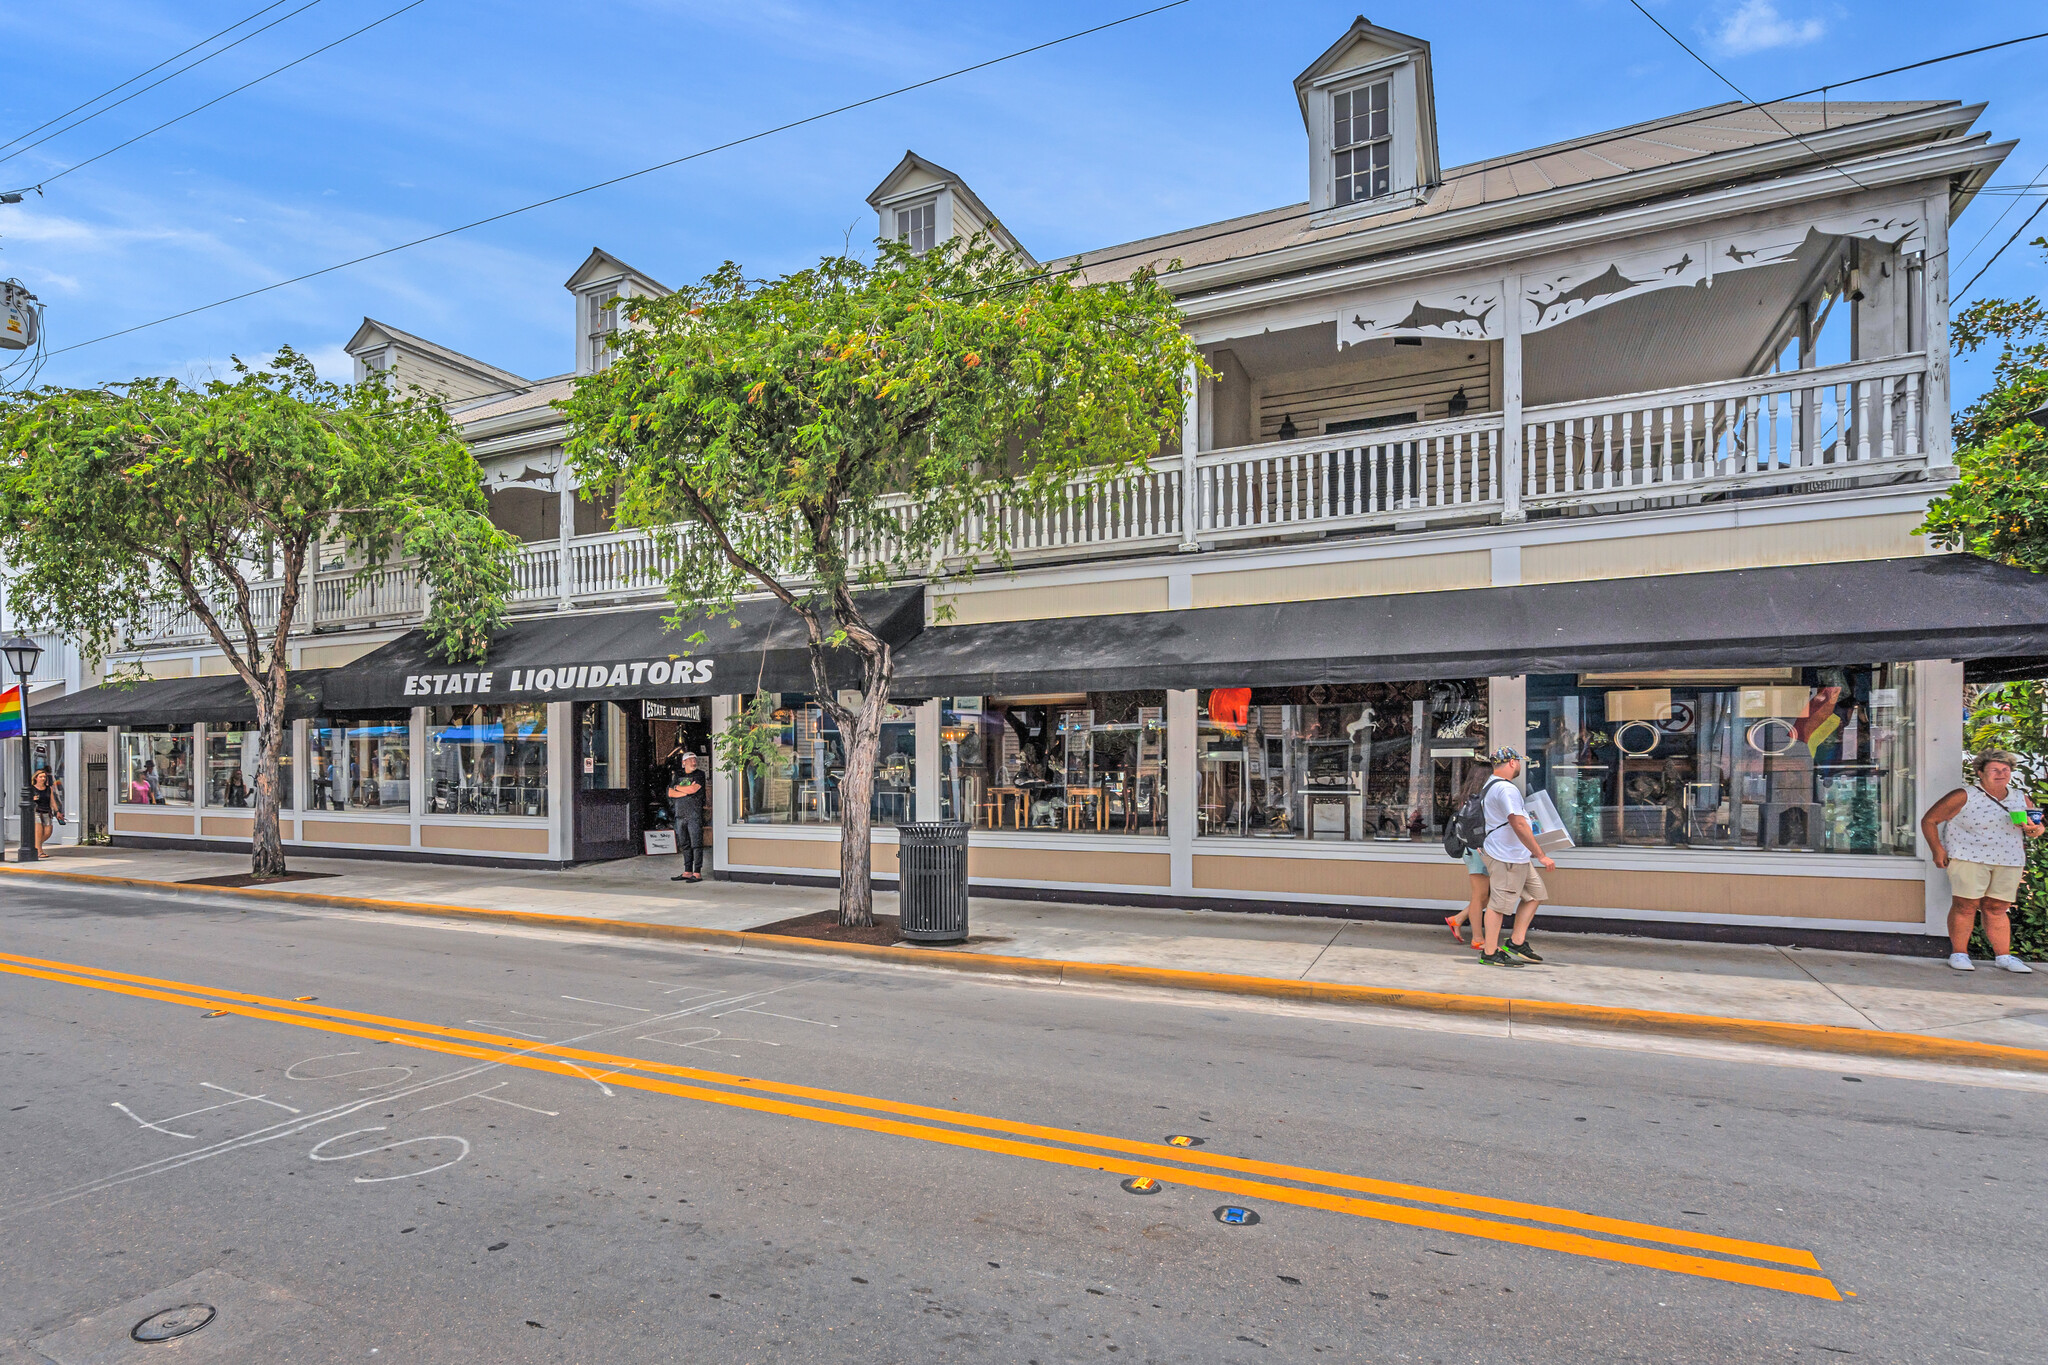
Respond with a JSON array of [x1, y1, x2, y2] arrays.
[[1921, 750, 2041, 974]]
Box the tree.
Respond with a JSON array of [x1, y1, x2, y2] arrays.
[[1922, 238, 2048, 567], [0, 348, 516, 877], [561, 236, 1201, 926]]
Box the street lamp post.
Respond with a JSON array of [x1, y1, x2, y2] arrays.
[[3, 633, 44, 864]]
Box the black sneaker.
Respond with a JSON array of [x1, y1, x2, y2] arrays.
[[1504, 940, 1544, 963], [1478, 950, 1523, 967]]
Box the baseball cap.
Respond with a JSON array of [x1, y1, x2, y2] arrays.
[[1487, 746, 1521, 766]]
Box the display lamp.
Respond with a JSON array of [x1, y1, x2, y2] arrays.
[[4, 633, 44, 864]]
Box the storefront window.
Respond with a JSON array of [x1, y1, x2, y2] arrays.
[[579, 702, 630, 790], [1195, 682, 1489, 841], [941, 692, 1168, 835], [310, 718, 411, 812], [204, 728, 294, 809], [119, 730, 195, 806], [1526, 666, 1916, 854], [730, 693, 918, 825], [427, 703, 549, 816]]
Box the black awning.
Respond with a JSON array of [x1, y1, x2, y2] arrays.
[[892, 556, 2048, 695], [319, 587, 926, 712], [26, 669, 333, 732]]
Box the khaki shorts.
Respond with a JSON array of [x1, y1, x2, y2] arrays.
[[1949, 859, 2023, 904], [1483, 853, 1549, 914]]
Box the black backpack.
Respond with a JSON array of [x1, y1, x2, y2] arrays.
[[1444, 778, 1506, 859]]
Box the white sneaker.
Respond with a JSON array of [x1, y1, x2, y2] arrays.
[[1949, 953, 1976, 971], [1994, 955, 2035, 974]]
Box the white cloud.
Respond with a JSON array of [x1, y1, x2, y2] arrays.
[[1713, 0, 1826, 55]]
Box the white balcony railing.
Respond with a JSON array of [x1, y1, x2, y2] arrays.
[[1520, 354, 1925, 510], [115, 355, 1935, 651]]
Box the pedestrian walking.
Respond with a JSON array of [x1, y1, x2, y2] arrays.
[[1444, 767, 1495, 945], [1921, 749, 2040, 973], [30, 767, 59, 856], [1477, 747, 1554, 967], [667, 749, 707, 883]]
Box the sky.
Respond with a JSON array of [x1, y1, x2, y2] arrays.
[[1, 0, 2044, 406]]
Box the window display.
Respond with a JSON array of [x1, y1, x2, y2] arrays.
[[941, 692, 1167, 835], [1525, 666, 1915, 854], [1195, 681, 1489, 841], [205, 728, 294, 809], [310, 718, 411, 812], [427, 703, 548, 816], [119, 730, 194, 806], [730, 693, 918, 825]]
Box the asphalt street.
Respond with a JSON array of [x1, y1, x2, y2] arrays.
[[2, 880, 2044, 1363]]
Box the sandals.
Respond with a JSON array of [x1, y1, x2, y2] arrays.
[[1446, 914, 1466, 944]]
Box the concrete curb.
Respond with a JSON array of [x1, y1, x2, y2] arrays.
[[10, 863, 2047, 1075]]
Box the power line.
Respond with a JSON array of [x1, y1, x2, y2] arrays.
[[1417, 27, 2048, 201], [1043, 29, 2048, 287], [1954, 197, 2048, 305], [1957, 162, 2048, 271], [6, 1, 424, 196], [44, 0, 1191, 359], [1622, 0, 1867, 191], [0, 0, 330, 172], [0, 0, 304, 156]]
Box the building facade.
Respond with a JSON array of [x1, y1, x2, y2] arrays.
[[35, 19, 2043, 945]]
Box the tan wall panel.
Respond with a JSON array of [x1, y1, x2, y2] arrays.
[[1192, 550, 1490, 610], [973, 846, 1169, 886], [197, 654, 236, 677], [1194, 853, 1922, 923], [937, 577, 1170, 626], [305, 819, 415, 848], [727, 836, 901, 874], [113, 810, 196, 835], [299, 639, 389, 670], [1523, 514, 1926, 585], [421, 824, 550, 855], [1540, 866, 1923, 923], [117, 658, 194, 681], [199, 816, 298, 840], [1196, 854, 1471, 900]]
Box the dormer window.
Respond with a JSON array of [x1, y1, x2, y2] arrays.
[[1296, 19, 1439, 221], [1332, 80, 1392, 206], [896, 201, 937, 253], [584, 294, 619, 371]]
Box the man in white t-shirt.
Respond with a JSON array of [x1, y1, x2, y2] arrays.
[[1477, 747, 1555, 967]]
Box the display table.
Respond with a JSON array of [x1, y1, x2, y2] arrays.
[[1065, 786, 1107, 831]]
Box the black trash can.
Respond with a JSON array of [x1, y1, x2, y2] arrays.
[[896, 820, 970, 943]]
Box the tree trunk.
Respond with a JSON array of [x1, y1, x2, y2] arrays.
[[833, 659, 894, 928], [250, 681, 289, 880]]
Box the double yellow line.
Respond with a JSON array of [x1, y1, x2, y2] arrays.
[[0, 948, 1840, 1299]]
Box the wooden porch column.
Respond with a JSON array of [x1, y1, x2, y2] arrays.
[[556, 475, 576, 611], [1921, 195, 1953, 471], [1501, 277, 1525, 522], [1178, 360, 1201, 551], [1797, 298, 1818, 458]]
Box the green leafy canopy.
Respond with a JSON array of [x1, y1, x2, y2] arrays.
[[0, 347, 516, 668], [558, 234, 1203, 643]]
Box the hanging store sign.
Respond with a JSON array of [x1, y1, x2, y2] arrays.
[[401, 657, 717, 698]]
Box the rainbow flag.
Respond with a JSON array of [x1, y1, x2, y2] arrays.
[[0, 683, 22, 740]]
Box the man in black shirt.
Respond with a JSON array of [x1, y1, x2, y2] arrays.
[[668, 751, 707, 882]]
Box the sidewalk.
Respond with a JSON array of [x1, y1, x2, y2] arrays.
[[12, 844, 2048, 1059]]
